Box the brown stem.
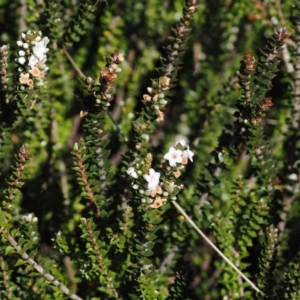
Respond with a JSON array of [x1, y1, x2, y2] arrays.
[[75, 146, 101, 217], [84, 221, 119, 298], [62, 47, 85, 78]]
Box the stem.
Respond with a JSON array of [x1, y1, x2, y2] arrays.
[[74, 145, 101, 217], [62, 47, 84, 77], [2, 230, 84, 300], [171, 200, 263, 294]]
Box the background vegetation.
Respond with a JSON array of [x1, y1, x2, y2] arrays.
[[0, 0, 300, 299]]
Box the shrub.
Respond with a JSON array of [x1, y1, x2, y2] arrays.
[[0, 0, 300, 299]]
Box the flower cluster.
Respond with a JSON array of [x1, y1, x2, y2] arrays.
[[0, 45, 9, 103], [132, 76, 171, 151], [140, 76, 170, 124], [99, 49, 124, 101], [126, 139, 194, 209], [79, 49, 124, 117], [16, 30, 49, 90]]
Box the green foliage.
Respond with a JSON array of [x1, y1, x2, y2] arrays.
[[1, 0, 300, 299]]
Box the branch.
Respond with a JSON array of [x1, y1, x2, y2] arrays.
[[1, 229, 83, 300], [171, 200, 263, 294], [74, 143, 101, 217]]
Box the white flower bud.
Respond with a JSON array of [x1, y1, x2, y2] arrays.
[[17, 57, 26, 65], [288, 173, 298, 181], [141, 134, 149, 141], [147, 87, 153, 94], [18, 50, 26, 56], [159, 99, 167, 106]]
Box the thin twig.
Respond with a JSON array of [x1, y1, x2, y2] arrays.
[[275, 0, 285, 27], [2, 230, 83, 300], [171, 200, 263, 294], [62, 47, 84, 77]]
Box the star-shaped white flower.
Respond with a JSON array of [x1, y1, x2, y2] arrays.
[[182, 146, 194, 162], [144, 168, 160, 190], [164, 147, 183, 167], [32, 40, 49, 61], [28, 55, 39, 68]]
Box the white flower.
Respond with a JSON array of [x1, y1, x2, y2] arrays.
[[42, 36, 50, 46], [32, 40, 49, 61], [144, 168, 160, 190], [182, 146, 194, 162], [28, 55, 39, 67], [127, 167, 138, 179], [164, 147, 183, 167]]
